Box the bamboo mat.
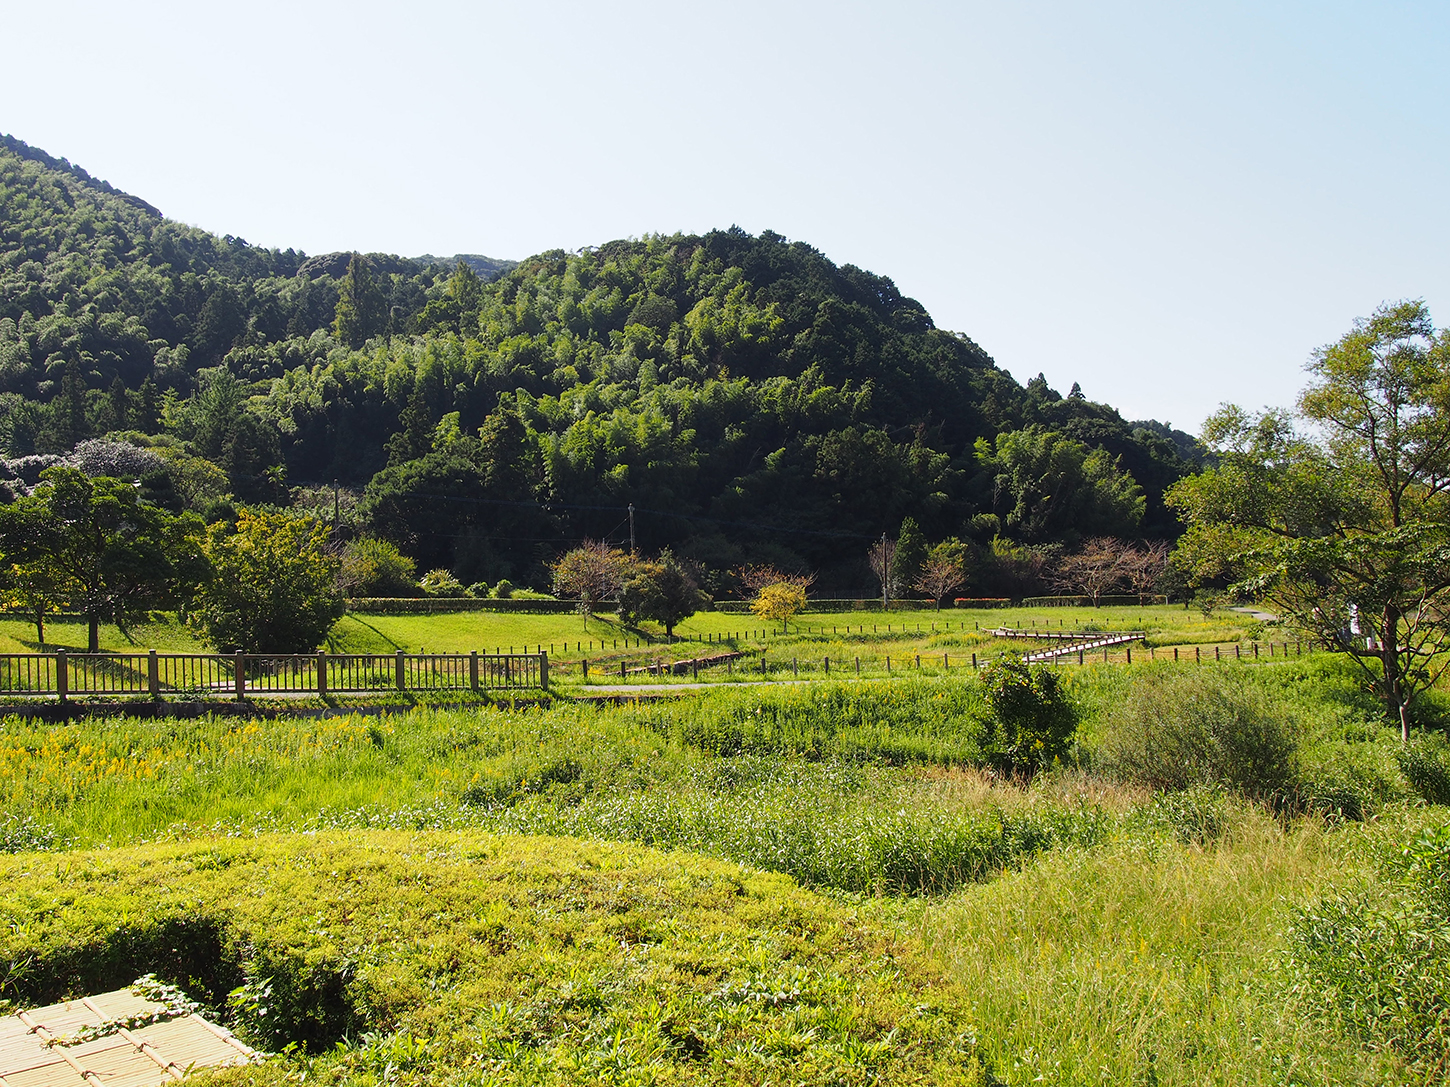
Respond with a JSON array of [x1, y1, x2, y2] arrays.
[[0, 988, 256, 1087]]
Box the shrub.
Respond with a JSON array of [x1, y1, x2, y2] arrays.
[[1297, 731, 1408, 821], [491, 578, 514, 599], [1096, 668, 1297, 799], [193, 509, 343, 654], [749, 582, 808, 632], [418, 568, 466, 597], [339, 537, 417, 597], [979, 657, 1078, 770]]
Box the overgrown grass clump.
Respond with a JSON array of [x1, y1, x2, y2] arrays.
[[1090, 661, 1437, 819], [1287, 815, 1450, 1081], [0, 831, 984, 1085], [642, 680, 991, 763]]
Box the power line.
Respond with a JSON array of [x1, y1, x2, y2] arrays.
[[366, 488, 878, 540]]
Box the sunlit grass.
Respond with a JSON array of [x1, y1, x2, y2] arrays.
[[901, 813, 1407, 1084]]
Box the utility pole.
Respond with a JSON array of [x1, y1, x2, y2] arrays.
[[628, 503, 636, 554], [882, 532, 890, 607]]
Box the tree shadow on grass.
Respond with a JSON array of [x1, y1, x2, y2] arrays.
[[328, 615, 404, 653]]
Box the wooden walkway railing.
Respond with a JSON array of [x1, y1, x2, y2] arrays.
[[0, 650, 548, 702]]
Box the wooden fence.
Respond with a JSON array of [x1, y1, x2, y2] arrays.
[[0, 650, 548, 702]]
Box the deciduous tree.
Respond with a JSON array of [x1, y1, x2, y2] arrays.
[[913, 538, 968, 609], [739, 564, 814, 632], [0, 467, 206, 651], [1050, 537, 1137, 606], [552, 540, 631, 625], [1169, 301, 1450, 738], [193, 509, 344, 653]]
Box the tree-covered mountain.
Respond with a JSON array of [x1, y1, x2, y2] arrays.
[[0, 134, 1200, 594]]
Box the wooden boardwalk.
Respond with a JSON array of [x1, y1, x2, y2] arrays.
[[991, 628, 1145, 663], [0, 988, 255, 1087]]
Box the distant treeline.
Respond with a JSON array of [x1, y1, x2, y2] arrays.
[[0, 134, 1203, 594]]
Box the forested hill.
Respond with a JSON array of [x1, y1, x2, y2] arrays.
[[0, 134, 1199, 593]]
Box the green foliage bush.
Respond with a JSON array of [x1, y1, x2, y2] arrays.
[[1096, 668, 1297, 799], [193, 509, 344, 653], [417, 568, 466, 597], [979, 657, 1078, 770], [338, 537, 417, 598], [1296, 729, 1409, 821]]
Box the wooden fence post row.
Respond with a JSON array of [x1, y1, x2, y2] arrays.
[[0, 650, 550, 701]]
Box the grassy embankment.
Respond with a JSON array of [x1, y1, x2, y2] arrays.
[[3, 658, 1450, 1083]]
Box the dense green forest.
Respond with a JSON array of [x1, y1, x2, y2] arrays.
[[0, 134, 1200, 594]]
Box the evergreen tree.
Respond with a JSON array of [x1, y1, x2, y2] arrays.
[[893, 516, 928, 596], [332, 254, 388, 348], [48, 360, 89, 451]]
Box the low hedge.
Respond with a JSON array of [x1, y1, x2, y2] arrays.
[[713, 599, 934, 614], [1020, 595, 1168, 607], [348, 597, 577, 614]]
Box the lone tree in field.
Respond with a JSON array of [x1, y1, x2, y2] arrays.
[[739, 564, 814, 632], [912, 538, 968, 609], [1124, 540, 1171, 602], [193, 509, 344, 653], [1050, 537, 1138, 606], [1169, 300, 1450, 740], [0, 466, 207, 651], [618, 549, 707, 639], [552, 540, 631, 626]]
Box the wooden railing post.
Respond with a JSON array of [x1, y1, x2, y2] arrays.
[[470, 650, 479, 692], [55, 649, 67, 704], [148, 650, 159, 697], [539, 652, 549, 691], [395, 649, 405, 691], [234, 651, 245, 701], [317, 650, 327, 695]]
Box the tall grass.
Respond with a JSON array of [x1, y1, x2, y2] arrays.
[[0, 690, 1109, 895], [910, 813, 1408, 1084]]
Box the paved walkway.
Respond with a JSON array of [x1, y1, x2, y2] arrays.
[[1229, 606, 1280, 622]]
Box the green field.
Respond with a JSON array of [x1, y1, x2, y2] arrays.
[[2, 659, 1449, 1084], [0, 605, 1270, 696]]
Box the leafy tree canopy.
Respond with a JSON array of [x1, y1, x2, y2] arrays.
[[192, 509, 343, 653], [1169, 301, 1450, 736]]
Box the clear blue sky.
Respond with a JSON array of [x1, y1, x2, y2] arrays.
[[5, 0, 1447, 432]]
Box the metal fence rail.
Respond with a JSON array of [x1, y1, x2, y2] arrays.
[[0, 650, 548, 702]]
